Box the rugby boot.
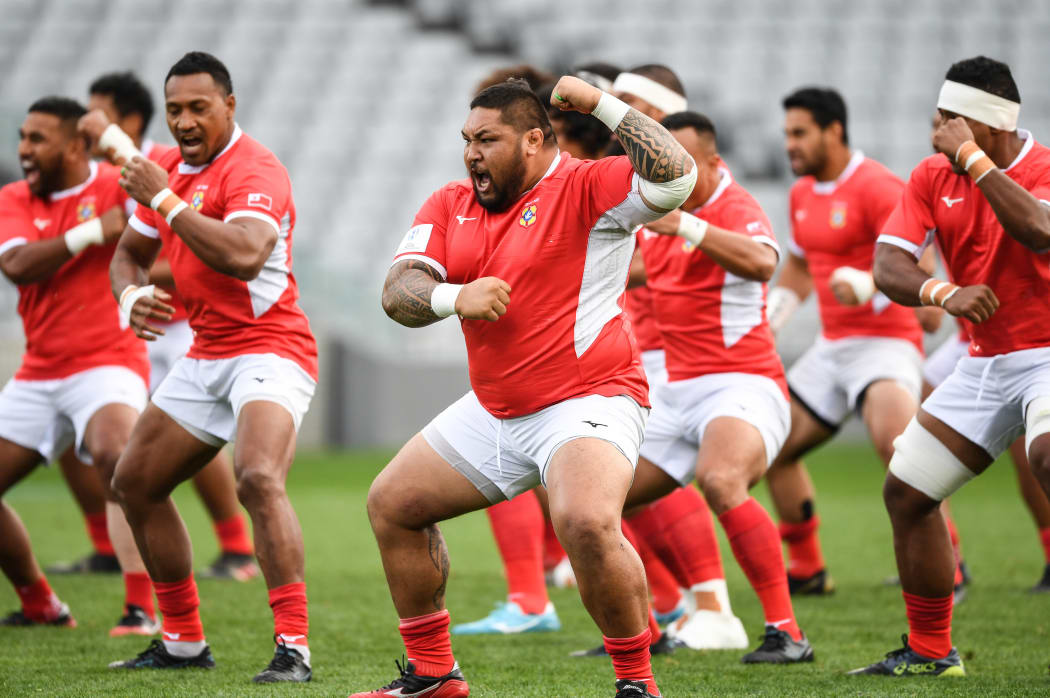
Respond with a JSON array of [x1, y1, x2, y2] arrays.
[[847, 634, 965, 677], [787, 568, 835, 595], [348, 658, 469, 697], [451, 601, 560, 635], [109, 639, 215, 669], [741, 626, 814, 664], [615, 679, 660, 697], [109, 604, 160, 637], [253, 639, 312, 683], [1030, 563, 1050, 593], [47, 551, 120, 574], [0, 602, 76, 628], [198, 551, 260, 581]]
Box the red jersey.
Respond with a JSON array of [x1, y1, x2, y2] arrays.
[[395, 152, 657, 418], [129, 125, 318, 378], [879, 130, 1050, 357], [640, 168, 786, 392], [789, 152, 922, 350], [624, 237, 662, 352], [0, 162, 149, 382]]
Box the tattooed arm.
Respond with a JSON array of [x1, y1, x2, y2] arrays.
[[614, 109, 692, 184], [382, 259, 513, 327]]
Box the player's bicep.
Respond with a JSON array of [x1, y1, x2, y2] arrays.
[[116, 222, 163, 269]]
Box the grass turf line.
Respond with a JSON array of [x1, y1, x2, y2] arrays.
[[1, 443, 1048, 696]]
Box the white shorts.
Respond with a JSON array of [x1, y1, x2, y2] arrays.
[[422, 391, 649, 503], [639, 373, 791, 484], [641, 349, 668, 388], [0, 366, 147, 465], [787, 336, 922, 429], [152, 353, 316, 447], [147, 319, 194, 394], [923, 346, 1050, 459], [923, 336, 969, 389]]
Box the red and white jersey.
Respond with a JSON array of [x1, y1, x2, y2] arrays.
[[789, 151, 922, 350], [0, 161, 149, 383], [394, 151, 659, 418], [879, 130, 1050, 357], [639, 167, 787, 392], [129, 125, 318, 378], [624, 238, 662, 352]]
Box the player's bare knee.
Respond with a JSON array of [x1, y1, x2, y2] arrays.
[[235, 466, 286, 509], [553, 509, 619, 557], [695, 467, 740, 513]]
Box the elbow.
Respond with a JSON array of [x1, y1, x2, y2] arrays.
[[1022, 220, 1050, 252], [230, 251, 269, 281], [0, 259, 30, 285], [754, 256, 777, 282], [381, 290, 398, 321]]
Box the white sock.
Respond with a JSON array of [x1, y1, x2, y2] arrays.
[[163, 639, 207, 657], [286, 642, 311, 666], [691, 579, 733, 614]]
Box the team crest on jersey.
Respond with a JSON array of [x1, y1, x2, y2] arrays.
[[76, 200, 96, 222], [191, 191, 205, 211], [681, 240, 696, 253], [519, 204, 538, 228], [829, 202, 847, 229]]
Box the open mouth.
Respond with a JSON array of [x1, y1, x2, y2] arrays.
[[179, 134, 204, 156], [472, 171, 492, 195], [21, 160, 39, 188]]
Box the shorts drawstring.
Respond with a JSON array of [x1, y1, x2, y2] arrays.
[[976, 355, 998, 406]]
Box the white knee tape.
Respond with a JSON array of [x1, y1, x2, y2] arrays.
[[1025, 396, 1050, 455], [888, 419, 975, 501]]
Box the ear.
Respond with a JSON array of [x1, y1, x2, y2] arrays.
[[121, 113, 144, 141], [225, 93, 237, 116], [524, 127, 544, 155], [827, 121, 844, 143]]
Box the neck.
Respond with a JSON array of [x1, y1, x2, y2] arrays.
[[814, 144, 852, 183], [519, 148, 558, 195], [986, 131, 1025, 169], [55, 160, 91, 193], [683, 166, 721, 211]]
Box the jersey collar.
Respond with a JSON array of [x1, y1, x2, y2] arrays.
[[1003, 128, 1034, 172], [50, 161, 98, 201], [520, 150, 563, 198], [697, 167, 732, 210], [811, 149, 864, 195], [177, 123, 243, 174]]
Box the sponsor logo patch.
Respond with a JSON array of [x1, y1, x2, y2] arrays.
[[395, 224, 434, 255]]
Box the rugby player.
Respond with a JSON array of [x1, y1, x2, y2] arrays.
[[352, 76, 697, 698], [104, 52, 317, 683], [851, 55, 1050, 677], [0, 96, 151, 633]]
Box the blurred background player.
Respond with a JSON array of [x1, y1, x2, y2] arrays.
[[55, 71, 258, 582], [853, 55, 1050, 677], [764, 87, 962, 597], [104, 52, 318, 682], [0, 96, 155, 635]]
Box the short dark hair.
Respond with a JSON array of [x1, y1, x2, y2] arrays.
[[470, 78, 555, 144], [626, 64, 686, 98], [28, 96, 87, 126], [945, 55, 1020, 104], [89, 71, 154, 131], [476, 65, 555, 94], [782, 87, 849, 145], [165, 51, 233, 95], [662, 111, 716, 141]]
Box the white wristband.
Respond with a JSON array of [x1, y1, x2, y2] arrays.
[[431, 283, 463, 318], [591, 92, 631, 131], [98, 123, 142, 165], [63, 218, 104, 255], [830, 266, 876, 304], [150, 188, 174, 211], [165, 201, 189, 226], [676, 211, 709, 247], [766, 286, 801, 333], [119, 284, 156, 316]]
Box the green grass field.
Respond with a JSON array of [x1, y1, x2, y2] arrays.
[[1, 442, 1048, 696]]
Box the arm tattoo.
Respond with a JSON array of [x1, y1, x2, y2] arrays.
[[381, 259, 444, 328], [425, 524, 450, 610], [615, 109, 692, 182]]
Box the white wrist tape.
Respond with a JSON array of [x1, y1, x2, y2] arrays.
[[676, 211, 708, 247], [591, 92, 631, 131], [165, 201, 189, 226], [98, 123, 142, 164], [830, 266, 876, 304], [63, 218, 104, 255], [639, 166, 698, 211], [766, 286, 801, 333], [431, 283, 463, 318], [119, 284, 156, 316]]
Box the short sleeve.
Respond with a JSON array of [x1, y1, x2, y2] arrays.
[[221, 157, 291, 235], [877, 164, 935, 258], [391, 186, 450, 279], [0, 186, 36, 255], [721, 200, 780, 257], [129, 203, 159, 239], [575, 156, 659, 233]]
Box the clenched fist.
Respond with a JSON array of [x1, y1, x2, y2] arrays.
[[932, 116, 977, 163], [129, 287, 177, 341], [455, 277, 511, 322], [550, 75, 603, 115], [120, 156, 171, 208], [942, 284, 999, 323]]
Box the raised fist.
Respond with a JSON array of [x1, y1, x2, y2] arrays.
[[550, 75, 603, 115]]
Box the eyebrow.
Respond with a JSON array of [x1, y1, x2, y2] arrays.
[[462, 128, 496, 140]]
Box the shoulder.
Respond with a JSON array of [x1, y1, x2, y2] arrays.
[[0, 180, 30, 207], [230, 135, 287, 173], [788, 176, 813, 201], [147, 142, 178, 164], [906, 154, 953, 191], [856, 157, 903, 187], [156, 144, 183, 171]]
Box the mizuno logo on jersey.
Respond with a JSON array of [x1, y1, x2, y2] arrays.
[[941, 196, 964, 208], [582, 420, 607, 428], [33, 218, 50, 230], [456, 216, 477, 224]]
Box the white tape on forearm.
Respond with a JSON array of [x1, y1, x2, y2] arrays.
[[63, 218, 104, 255], [830, 266, 876, 304], [165, 201, 188, 226], [638, 166, 697, 211], [591, 92, 631, 131], [150, 188, 174, 210], [430, 283, 463, 318], [119, 284, 156, 316], [676, 211, 708, 247], [611, 72, 688, 115], [766, 286, 801, 333], [98, 123, 142, 164]]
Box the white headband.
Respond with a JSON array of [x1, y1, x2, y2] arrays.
[[937, 80, 1019, 131], [612, 72, 687, 116]]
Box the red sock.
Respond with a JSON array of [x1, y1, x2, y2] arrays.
[[85, 511, 115, 556], [399, 610, 455, 677], [633, 533, 681, 615], [214, 514, 253, 555], [1040, 528, 1050, 564], [778, 515, 824, 579], [720, 498, 801, 641], [16, 576, 62, 621], [640, 487, 725, 586], [625, 508, 689, 587], [487, 494, 548, 614], [647, 606, 662, 643], [943, 514, 964, 585], [542, 519, 566, 571], [269, 581, 308, 646], [154, 575, 204, 643], [124, 572, 154, 617], [903, 591, 953, 659], [604, 629, 660, 696]]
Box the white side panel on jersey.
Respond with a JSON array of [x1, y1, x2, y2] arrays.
[[247, 212, 291, 317], [721, 271, 763, 348]]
